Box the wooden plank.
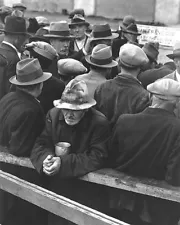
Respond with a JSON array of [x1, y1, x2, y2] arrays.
[[0, 170, 128, 225], [1, 151, 180, 203]]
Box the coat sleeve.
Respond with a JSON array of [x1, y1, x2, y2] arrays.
[[57, 118, 111, 178], [30, 111, 55, 174], [134, 90, 150, 113], [9, 110, 45, 157]]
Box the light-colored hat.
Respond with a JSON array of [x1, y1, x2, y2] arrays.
[[86, 24, 118, 40], [119, 15, 136, 30], [58, 58, 87, 76], [147, 78, 180, 100], [26, 41, 57, 60], [167, 41, 180, 59], [85, 44, 118, 68], [53, 79, 96, 110], [9, 58, 52, 86], [142, 42, 159, 63], [36, 16, 50, 26], [119, 43, 149, 68], [44, 21, 74, 39]]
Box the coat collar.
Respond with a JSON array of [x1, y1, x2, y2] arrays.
[[116, 73, 142, 85], [144, 107, 176, 117]]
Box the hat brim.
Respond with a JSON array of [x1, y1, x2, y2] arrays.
[[9, 72, 52, 86], [69, 22, 90, 27], [85, 32, 119, 40], [44, 34, 74, 39], [0, 29, 31, 37], [119, 58, 140, 68], [166, 53, 180, 59], [123, 30, 141, 36], [85, 55, 118, 68], [53, 98, 96, 110], [148, 92, 180, 100]]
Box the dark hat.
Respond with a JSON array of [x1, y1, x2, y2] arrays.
[[69, 9, 85, 19], [142, 42, 159, 63], [167, 41, 180, 59], [123, 23, 141, 35], [44, 21, 74, 39], [9, 58, 52, 86], [0, 15, 30, 35], [85, 44, 118, 68], [119, 15, 136, 30], [29, 27, 50, 43], [86, 24, 118, 40], [12, 3, 26, 10], [69, 14, 89, 27]]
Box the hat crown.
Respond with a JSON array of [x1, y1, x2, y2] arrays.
[[142, 42, 159, 60], [93, 23, 111, 33], [123, 15, 135, 26], [119, 43, 149, 67], [91, 44, 112, 60], [147, 78, 180, 100], [50, 21, 69, 32], [125, 23, 138, 33], [72, 14, 85, 22], [4, 15, 27, 34], [36, 16, 49, 25], [61, 80, 89, 105]]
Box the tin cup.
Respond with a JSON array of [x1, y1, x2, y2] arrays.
[[55, 142, 71, 156]]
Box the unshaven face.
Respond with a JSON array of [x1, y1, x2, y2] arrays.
[[70, 24, 87, 40], [62, 109, 86, 126], [50, 39, 70, 57]]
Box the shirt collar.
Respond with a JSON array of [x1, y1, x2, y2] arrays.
[[2, 41, 21, 59]]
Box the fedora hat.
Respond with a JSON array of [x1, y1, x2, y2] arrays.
[[9, 58, 52, 86], [69, 9, 85, 19], [0, 15, 30, 35], [142, 42, 159, 62], [58, 58, 87, 76], [12, 3, 26, 10], [69, 14, 89, 27], [147, 78, 180, 100], [119, 43, 149, 68], [53, 79, 96, 110], [123, 23, 141, 35], [86, 24, 118, 40], [119, 15, 136, 30], [85, 44, 118, 68], [167, 41, 180, 59], [44, 21, 74, 39]]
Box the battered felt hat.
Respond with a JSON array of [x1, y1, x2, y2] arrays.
[[147, 78, 180, 100], [119, 15, 136, 30], [86, 24, 118, 40], [9, 58, 52, 85], [69, 14, 89, 27], [119, 43, 149, 68], [0, 15, 30, 35], [53, 79, 96, 110], [142, 42, 159, 62], [58, 58, 87, 76], [123, 23, 141, 35], [44, 21, 74, 39], [85, 44, 118, 68], [12, 3, 26, 10], [167, 41, 180, 59], [26, 41, 57, 60]]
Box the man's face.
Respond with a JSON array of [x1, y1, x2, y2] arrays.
[[62, 109, 86, 126], [13, 7, 25, 16], [50, 38, 70, 57], [71, 24, 87, 40]]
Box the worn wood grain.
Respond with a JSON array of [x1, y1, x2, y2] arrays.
[[1, 150, 180, 203], [0, 169, 128, 225]]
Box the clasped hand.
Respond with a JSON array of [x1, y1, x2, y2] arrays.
[[43, 155, 61, 176]]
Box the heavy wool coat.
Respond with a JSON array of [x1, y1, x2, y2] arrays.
[[110, 107, 180, 225], [94, 73, 150, 128], [31, 107, 110, 224]]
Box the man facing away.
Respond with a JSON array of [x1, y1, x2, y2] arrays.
[[110, 78, 180, 225]]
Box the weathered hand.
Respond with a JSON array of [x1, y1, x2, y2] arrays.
[[43, 157, 61, 176]]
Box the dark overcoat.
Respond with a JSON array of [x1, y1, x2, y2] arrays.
[[31, 107, 111, 225], [94, 73, 150, 127], [110, 108, 180, 225]]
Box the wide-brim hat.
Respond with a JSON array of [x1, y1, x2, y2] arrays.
[[69, 14, 89, 27], [119, 15, 136, 30], [9, 58, 52, 85], [123, 23, 141, 36], [86, 24, 118, 40], [53, 79, 96, 110], [44, 21, 74, 39], [0, 15, 30, 36], [142, 42, 159, 63]]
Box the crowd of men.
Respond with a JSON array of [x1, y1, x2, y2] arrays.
[[0, 3, 180, 225]]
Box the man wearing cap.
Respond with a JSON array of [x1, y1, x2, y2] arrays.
[[109, 78, 180, 225], [75, 44, 117, 98], [0, 58, 51, 225], [94, 43, 150, 127], [31, 79, 110, 225], [12, 3, 26, 16], [58, 58, 87, 85], [0, 15, 30, 97]]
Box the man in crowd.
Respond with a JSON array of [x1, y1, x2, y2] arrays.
[[0, 15, 30, 98], [110, 78, 180, 225], [94, 43, 150, 127], [31, 79, 110, 225], [75, 44, 117, 97], [0, 58, 52, 225], [12, 3, 26, 16]]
